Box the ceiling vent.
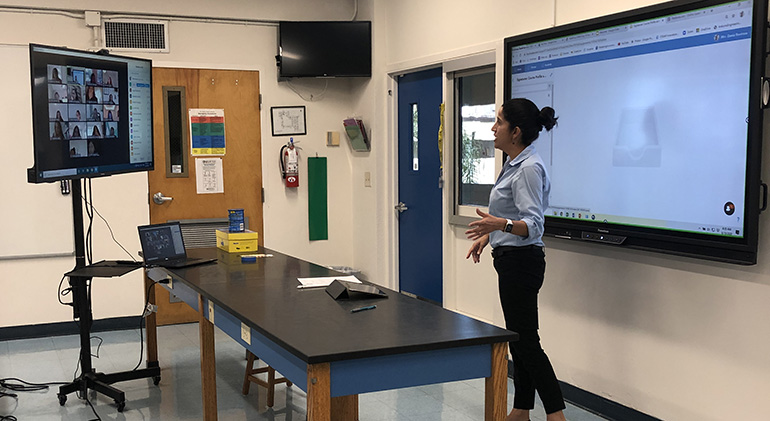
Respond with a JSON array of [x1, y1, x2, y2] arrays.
[[102, 19, 169, 53]]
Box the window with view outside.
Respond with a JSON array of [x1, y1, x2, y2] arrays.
[[457, 68, 496, 207]]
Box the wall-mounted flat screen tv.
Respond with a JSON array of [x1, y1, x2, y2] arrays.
[[278, 21, 372, 78], [27, 44, 153, 183], [504, 0, 766, 264]]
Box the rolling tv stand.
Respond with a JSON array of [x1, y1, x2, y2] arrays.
[[56, 180, 160, 412]]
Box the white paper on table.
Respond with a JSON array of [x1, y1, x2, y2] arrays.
[[297, 275, 361, 288]]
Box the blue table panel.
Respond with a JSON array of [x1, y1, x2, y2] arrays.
[[329, 344, 491, 397]]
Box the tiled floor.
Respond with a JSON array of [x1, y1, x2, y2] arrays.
[[0, 323, 607, 420]]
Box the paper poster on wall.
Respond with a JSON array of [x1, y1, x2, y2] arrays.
[[271, 106, 306, 136], [189, 108, 226, 155], [195, 157, 224, 194]]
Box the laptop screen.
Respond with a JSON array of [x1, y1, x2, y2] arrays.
[[138, 222, 187, 264]]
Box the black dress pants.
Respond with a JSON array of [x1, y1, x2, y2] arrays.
[[493, 246, 566, 415]]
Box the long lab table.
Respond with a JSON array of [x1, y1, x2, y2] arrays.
[[145, 247, 517, 420]]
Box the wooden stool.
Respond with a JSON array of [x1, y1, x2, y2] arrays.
[[242, 350, 292, 407]]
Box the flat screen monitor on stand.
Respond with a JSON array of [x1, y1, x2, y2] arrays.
[[27, 44, 158, 412]]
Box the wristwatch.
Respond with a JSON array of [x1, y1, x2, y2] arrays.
[[503, 219, 514, 233]]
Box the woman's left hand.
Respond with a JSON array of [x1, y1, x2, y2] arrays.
[[465, 208, 505, 240]]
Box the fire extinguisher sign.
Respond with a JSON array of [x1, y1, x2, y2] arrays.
[[190, 109, 226, 156]]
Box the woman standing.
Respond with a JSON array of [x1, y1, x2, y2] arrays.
[[465, 98, 566, 421]]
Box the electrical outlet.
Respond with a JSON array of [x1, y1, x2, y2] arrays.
[[241, 322, 251, 345], [364, 171, 371, 187]]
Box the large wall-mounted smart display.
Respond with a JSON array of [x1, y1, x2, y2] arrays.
[[504, 0, 767, 264]]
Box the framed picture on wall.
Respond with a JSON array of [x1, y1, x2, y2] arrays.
[[270, 106, 306, 136]]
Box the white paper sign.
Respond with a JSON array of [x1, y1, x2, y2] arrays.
[[195, 157, 224, 194]]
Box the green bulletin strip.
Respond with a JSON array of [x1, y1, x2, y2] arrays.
[[308, 157, 328, 240]]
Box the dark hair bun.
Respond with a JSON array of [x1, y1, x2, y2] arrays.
[[538, 107, 558, 131]]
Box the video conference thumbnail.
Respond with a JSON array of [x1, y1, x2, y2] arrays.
[[47, 65, 120, 158]]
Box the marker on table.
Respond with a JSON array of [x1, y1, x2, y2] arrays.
[[241, 254, 273, 263], [297, 284, 326, 289], [350, 305, 376, 313]]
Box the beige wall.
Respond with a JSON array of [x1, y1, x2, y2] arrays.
[[373, 1, 770, 421], [0, 0, 361, 325], [2, 1, 770, 420], [0, 0, 353, 21]]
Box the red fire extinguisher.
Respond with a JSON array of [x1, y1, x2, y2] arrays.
[[280, 138, 299, 188]]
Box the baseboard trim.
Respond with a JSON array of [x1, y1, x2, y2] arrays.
[[0, 316, 142, 341], [507, 360, 661, 421]]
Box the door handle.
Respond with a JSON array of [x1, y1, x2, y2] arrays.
[[394, 202, 408, 213], [153, 192, 173, 205]]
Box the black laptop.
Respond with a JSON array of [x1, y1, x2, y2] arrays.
[[138, 222, 217, 268]]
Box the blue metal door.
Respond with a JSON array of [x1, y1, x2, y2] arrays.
[[397, 68, 443, 304]]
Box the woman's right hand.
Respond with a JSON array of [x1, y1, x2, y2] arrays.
[[466, 234, 489, 263]]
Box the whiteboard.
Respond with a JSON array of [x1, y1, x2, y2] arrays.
[[0, 45, 74, 258]]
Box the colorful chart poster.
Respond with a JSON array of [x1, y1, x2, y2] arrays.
[[189, 108, 225, 155]]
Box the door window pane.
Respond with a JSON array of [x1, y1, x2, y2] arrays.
[[411, 103, 419, 171], [163, 86, 188, 177], [457, 68, 495, 206]]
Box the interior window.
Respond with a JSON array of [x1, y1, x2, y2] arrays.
[[456, 67, 496, 207]]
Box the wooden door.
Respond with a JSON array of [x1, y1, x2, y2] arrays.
[[148, 68, 263, 325]]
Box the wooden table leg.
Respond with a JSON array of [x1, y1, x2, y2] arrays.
[[307, 363, 331, 421], [307, 363, 358, 421], [485, 342, 508, 421], [331, 394, 358, 420], [199, 295, 217, 421], [144, 276, 158, 364]]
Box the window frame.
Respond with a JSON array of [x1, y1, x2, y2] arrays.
[[445, 52, 499, 226], [162, 86, 189, 177]]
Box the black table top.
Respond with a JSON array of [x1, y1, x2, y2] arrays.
[[167, 247, 517, 364]]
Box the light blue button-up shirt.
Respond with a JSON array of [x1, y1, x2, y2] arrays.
[[488, 144, 550, 248]]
